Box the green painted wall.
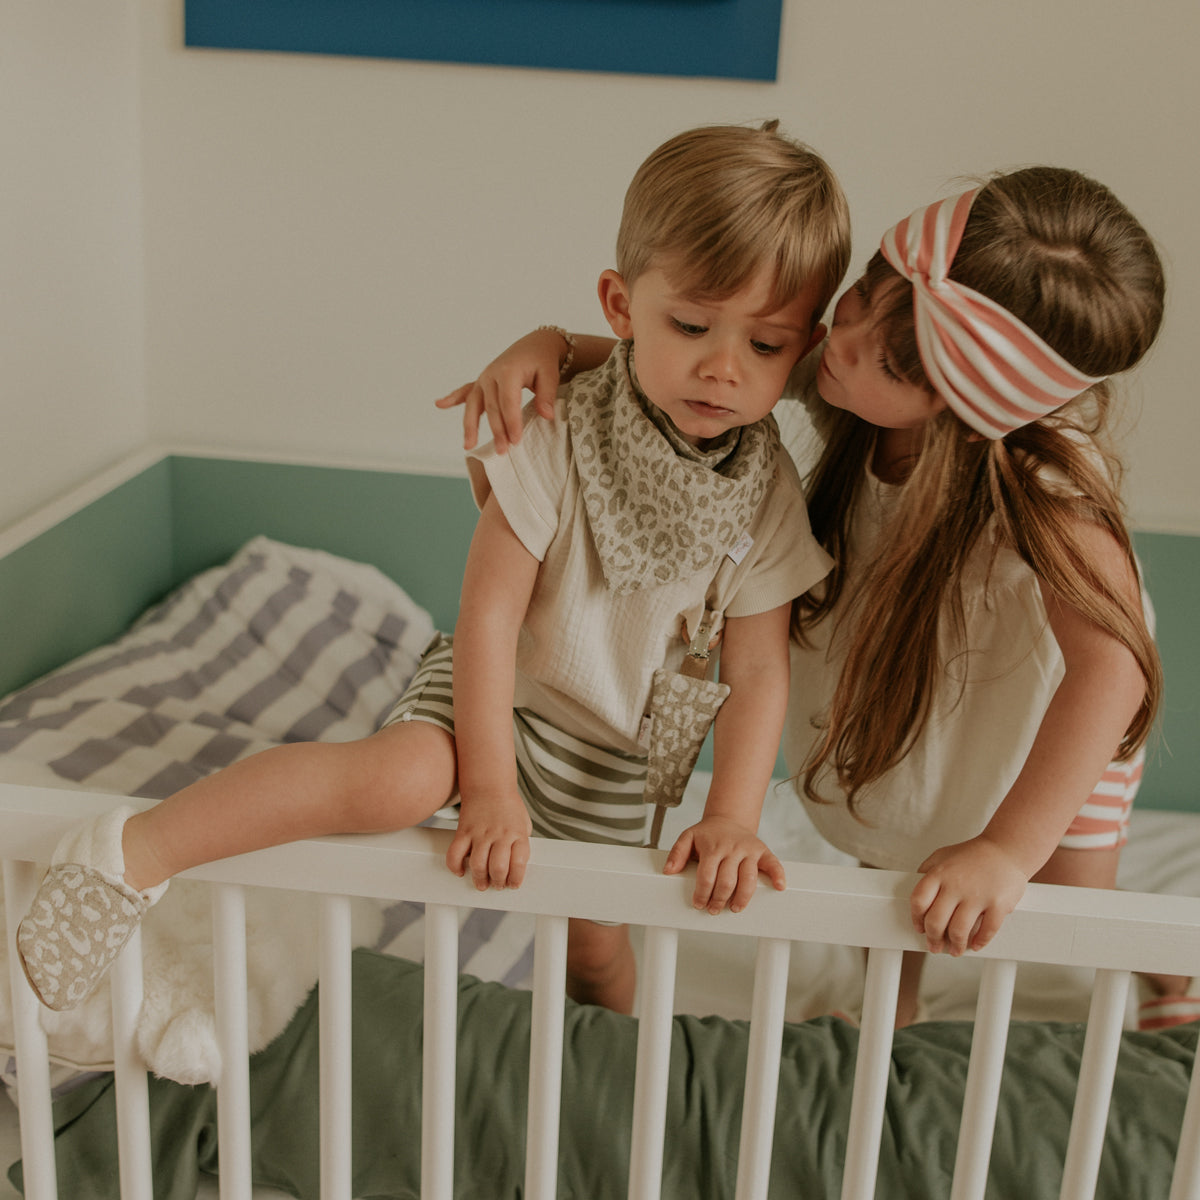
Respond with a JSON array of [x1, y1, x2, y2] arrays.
[[0, 454, 1196, 811], [0, 459, 175, 697], [167, 456, 477, 635], [1136, 532, 1200, 814]]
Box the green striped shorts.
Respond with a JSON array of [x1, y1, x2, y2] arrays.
[[383, 635, 649, 846]]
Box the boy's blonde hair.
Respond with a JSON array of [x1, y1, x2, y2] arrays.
[[616, 121, 850, 321]]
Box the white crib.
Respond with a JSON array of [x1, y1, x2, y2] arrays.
[[5, 780, 1200, 1200]]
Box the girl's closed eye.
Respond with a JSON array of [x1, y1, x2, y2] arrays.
[[751, 339, 784, 356], [876, 349, 903, 382]]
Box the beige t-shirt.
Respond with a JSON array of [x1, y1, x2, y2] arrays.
[[782, 446, 1152, 871], [467, 355, 831, 755], [783, 467, 1064, 868]]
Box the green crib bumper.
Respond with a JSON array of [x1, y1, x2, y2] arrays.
[[10, 948, 1197, 1199]]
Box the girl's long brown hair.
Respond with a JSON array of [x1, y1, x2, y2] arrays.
[[794, 166, 1166, 814]]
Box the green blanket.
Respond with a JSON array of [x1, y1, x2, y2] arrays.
[[9, 949, 1195, 1198]]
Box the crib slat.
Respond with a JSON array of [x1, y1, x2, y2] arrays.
[[628, 924, 679, 1200], [735, 937, 791, 1200], [1168, 1010, 1200, 1200], [3, 860, 59, 1200], [422, 903, 460, 1200], [950, 958, 1017, 1200], [840, 946, 902, 1200], [110, 928, 153, 1200], [1059, 968, 1130, 1200], [319, 895, 354, 1200], [212, 883, 253, 1200], [526, 914, 568, 1200]]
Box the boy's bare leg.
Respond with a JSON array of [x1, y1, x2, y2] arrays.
[[566, 919, 636, 1014], [122, 721, 457, 892], [895, 950, 926, 1028], [863, 946, 925, 1027]]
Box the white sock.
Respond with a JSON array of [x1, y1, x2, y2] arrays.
[[52, 805, 168, 904]]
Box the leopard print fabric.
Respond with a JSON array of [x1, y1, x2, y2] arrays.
[[567, 341, 780, 595]]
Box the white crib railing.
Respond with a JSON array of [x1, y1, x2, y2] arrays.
[[5, 783, 1200, 1200]]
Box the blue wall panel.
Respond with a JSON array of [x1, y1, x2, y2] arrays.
[[185, 0, 784, 81]]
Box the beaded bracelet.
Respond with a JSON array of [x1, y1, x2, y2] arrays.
[[536, 324, 577, 379]]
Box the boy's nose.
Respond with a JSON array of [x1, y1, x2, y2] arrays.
[[699, 341, 740, 383]]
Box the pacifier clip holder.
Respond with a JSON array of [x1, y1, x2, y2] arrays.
[[644, 610, 731, 850]]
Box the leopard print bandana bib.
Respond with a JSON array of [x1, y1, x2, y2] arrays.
[[567, 341, 779, 594]]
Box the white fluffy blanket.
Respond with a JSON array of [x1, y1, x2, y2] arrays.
[[3, 882, 383, 1086]]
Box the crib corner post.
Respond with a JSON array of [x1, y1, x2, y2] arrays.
[[4, 859, 59, 1200]]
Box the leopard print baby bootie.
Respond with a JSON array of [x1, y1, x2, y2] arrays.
[[16, 805, 164, 1011]]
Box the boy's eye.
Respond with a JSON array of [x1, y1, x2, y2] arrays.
[[751, 340, 784, 356], [671, 318, 708, 336]]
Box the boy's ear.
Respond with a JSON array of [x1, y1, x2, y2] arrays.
[[597, 269, 635, 339]]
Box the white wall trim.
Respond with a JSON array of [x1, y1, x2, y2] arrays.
[[0, 446, 170, 560]]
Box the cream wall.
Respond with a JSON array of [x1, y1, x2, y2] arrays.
[[1, 0, 146, 529], [5, 2, 1198, 533], [137, 0, 1199, 532]]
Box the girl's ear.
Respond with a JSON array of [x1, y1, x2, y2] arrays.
[[597, 269, 635, 338]]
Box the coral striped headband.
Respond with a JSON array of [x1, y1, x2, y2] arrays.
[[879, 188, 1106, 439]]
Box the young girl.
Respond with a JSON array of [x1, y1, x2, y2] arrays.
[[439, 166, 1181, 1026]]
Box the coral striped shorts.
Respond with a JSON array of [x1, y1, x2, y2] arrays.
[[1058, 748, 1144, 851]]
